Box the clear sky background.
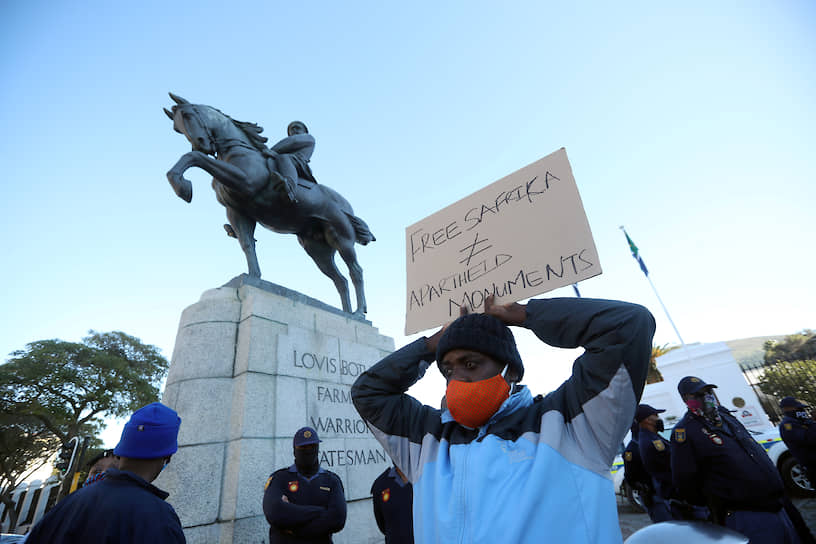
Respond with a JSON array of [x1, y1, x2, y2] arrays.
[[2, 1, 814, 448]]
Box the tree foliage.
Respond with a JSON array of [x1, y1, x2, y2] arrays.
[[647, 343, 680, 384], [758, 360, 816, 409], [1, 331, 168, 442], [0, 406, 60, 532], [763, 329, 816, 365], [0, 330, 169, 510], [758, 330, 816, 409]]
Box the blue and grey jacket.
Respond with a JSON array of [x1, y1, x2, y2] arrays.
[[352, 298, 655, 543]]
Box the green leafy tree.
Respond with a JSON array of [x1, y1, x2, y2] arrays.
[[648, 343, 681, 384], [763, 330, 816, 364], [0, 330, 169, 503], [758, 360, 816, 410], [0, 408, 59, 532]]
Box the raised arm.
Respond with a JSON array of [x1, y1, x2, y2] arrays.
[[524, 297, 655, 467], [351, 338, 442, 483]]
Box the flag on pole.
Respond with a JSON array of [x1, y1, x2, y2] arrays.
[[621, 227, 649, 276]]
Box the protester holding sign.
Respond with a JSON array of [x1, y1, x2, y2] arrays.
[[352, 294, 654, 543]]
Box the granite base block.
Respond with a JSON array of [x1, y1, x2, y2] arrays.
[[162, 281, 394, 542], [157, 442, 225, 527]]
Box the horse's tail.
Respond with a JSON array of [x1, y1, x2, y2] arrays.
[[345, 212, 376, 245]]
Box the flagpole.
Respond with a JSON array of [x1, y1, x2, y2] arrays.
[[644, 273, 686, 349], [619, 226, 689, 352]]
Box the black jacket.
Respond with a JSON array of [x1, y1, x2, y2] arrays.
[[371, 467, 413, 544], [25, 468, 185, 543], [671, 407, 785, 512], [780, 414, 816, 473], [263, 465, 346, 544]]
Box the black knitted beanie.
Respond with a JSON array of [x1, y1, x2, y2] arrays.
[[435, 313, 524, 381]]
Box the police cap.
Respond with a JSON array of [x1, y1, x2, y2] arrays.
[[635, 404, 666, 423], [779, 396, 806, 410], [677, 376, 717, 396], [293, 426, 321, 447]]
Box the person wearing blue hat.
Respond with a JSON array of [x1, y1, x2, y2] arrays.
[[352, 294, 656, 543], [779, 397, 816, 483], [671, 376, 801, 543], [262, 426, 347, 543], [26, 402, 185, 543]]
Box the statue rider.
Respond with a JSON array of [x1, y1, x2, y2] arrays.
[[224, 120, 319, 239], [266, 121, 318, 203]]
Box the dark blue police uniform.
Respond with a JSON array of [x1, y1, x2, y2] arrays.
[[623, 431, 663, 521], [263, 465, 346, 544], [25, 468, 185, 543], [623, 436, 651, 491], [638, 428, 675, 521], [371, 466, 414, 544], [671, 407, 799, 543], [780, 414, 816, 478]]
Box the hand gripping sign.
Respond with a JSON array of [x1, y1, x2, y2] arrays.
[[405, 148, 601, 334]]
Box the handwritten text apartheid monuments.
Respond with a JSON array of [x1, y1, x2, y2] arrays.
[[404, 149, 601, 334]]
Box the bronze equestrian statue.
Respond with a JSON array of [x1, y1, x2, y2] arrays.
[[164, 93, 374, 316]]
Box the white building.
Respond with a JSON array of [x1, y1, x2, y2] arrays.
[[640, 342, 773, 432]]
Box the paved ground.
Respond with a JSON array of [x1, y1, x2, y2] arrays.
[[617, 494, 816, 540]]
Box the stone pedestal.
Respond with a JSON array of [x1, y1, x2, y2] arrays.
[[157, 275, 395, 543]]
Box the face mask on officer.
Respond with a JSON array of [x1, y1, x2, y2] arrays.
[[702, 392, 719, 415], [294, 445, 320, 476], [655, 419, 665, 433], [83, 472, 105, 487], [686, 389, 722, 425]]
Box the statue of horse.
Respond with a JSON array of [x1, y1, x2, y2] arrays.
[[164, 93, 374, 316]]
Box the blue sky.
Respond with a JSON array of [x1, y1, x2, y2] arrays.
[[3, 1, 814, 446]]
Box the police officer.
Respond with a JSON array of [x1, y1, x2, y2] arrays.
[[371, 464, 414, 544], [623, 421, 657, 519], [671, 376, 800, 543], [263, 427, 347, 543], [635, 404, 674, 521], [779, 396, 816, 481]]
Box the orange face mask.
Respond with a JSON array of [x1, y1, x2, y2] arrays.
[[445, 368, 511, 429]]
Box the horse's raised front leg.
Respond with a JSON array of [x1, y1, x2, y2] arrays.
[[166, 151, 248, 203], [226, 207, 261, 277], [298, 236, 351, 313]]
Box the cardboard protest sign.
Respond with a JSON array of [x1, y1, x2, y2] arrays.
[[405, 148, 601, 334]]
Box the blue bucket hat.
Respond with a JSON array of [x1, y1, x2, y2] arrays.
[[113, 403, 181, 459]]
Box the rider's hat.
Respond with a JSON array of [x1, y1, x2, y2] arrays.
[[287, 121, 308, 135]]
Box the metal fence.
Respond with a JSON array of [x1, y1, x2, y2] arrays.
[[741, 359, 816, 425]]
